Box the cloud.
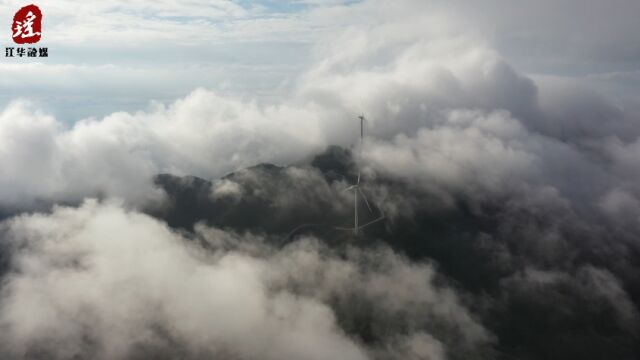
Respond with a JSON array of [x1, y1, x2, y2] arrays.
[[0, 0, 326, 121], [2, 0, 640, 239], [0, 0, 540, 211], [1, 2, 640, 358], [420, 0, 640, 72], [0, 25, 536, 212], [0, 200, 489, 359], [0, 90, 329, 211], [493, 266, 640, 359]]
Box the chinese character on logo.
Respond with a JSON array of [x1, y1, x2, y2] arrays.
[[12, 4, 42, 44]]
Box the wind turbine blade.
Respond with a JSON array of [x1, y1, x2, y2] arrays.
[[358, 188, 373, 213], [334, 226, 356, 231], [358, 215, 386, 229], [286, 223, 323, 239], [342, 185, 356, 192], [354, 187, 358, 235]]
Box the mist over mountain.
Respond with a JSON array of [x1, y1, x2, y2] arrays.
[[1, 0, 640, 359], [147, 145, 640, 359]]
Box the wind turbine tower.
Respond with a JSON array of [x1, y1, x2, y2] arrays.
[[341, 114, 384, 235]]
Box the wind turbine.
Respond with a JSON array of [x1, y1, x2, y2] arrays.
[[287, 113, 385, 240], [338, 114, 385, 235]]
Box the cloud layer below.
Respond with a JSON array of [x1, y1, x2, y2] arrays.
[[0, 200, 490, 360], [1, 1, 640, 359]]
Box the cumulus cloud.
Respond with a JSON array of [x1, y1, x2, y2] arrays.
[[0, 200, 489, 359], [0, 13, 540, 211], [1, 1, 640, 358], [2, 0, 639, 217], [0, 91, 328, 211]]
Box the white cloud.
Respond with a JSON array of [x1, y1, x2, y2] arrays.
[[0, 200, 488, 359], [1, 2, 640, 358], [0, 0, 639, 223], [0, 90, 330, 210]]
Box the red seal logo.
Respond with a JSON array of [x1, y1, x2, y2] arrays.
[[12, 4, 42, 44]]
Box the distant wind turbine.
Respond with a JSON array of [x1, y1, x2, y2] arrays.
[[287, 113, 386, 240], [336, 114, 385, 235]]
